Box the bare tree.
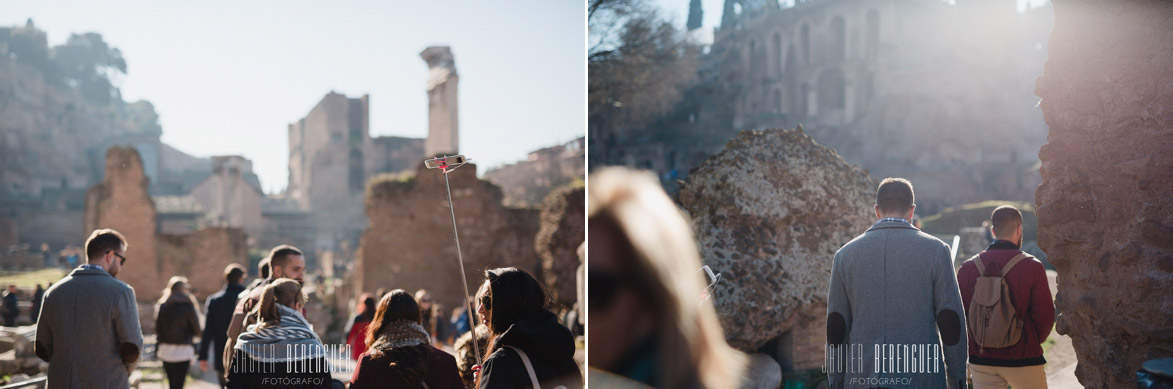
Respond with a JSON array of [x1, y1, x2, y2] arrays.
[[588, 0, 699, 143]]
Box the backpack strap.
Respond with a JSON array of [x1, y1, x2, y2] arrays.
[[504, 345, 541, 389], [971, 254, 986, 276], [1001, 253, 1031, 277]]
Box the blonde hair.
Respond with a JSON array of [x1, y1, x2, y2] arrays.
[[588, 167, 746, 389], [253, 279, 306, 326]]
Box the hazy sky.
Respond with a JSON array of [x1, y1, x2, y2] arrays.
[[4, 1, 585, 193]]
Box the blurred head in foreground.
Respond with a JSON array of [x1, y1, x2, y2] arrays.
[[587, 167, 745, 389]]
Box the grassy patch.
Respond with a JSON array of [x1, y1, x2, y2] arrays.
[[783, 368, 828, 389], [920, 200, 1037, 240], [0, 268, 68, 288], [1041, 323, 1059, 360]]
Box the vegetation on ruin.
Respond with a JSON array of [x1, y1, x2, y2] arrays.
[[365, 171, 418, 200], [782, 368, 828, 389]]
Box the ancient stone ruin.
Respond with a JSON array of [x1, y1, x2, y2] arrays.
[[354, 163, 541, 311], [484, 138, 586, 208], [422, 46, 460, 157], [534, 182, 585, 308], [677, 127, 874, 371], [1033, 0, 1173, 387], [597, 1, 1052, 213], [85, 146, 163, 296], [85, 147, 248, 304]]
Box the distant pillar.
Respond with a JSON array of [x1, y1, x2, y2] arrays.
[[421, 46, 460, 157], [844, 77, 856, 124], [806, 83, 818, 117]]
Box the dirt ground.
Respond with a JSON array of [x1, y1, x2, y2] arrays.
[[1044, 270, 1081, 388]]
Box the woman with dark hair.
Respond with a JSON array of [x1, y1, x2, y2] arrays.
[[349, 289, 463, 389], [156, 276, 202, 389], [346, 293, 377, 359], [477, 267, 582, 389], [226, 279, 330, 389]]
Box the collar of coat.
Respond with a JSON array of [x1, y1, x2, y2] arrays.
[[71, 266, 112, 277], [866, 219, 917, 232]]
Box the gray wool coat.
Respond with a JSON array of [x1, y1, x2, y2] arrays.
[[35, 266, 144, 389], [827, 220, 968, 389]]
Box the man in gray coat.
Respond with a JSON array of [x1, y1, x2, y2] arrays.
[[827, 178, 968, 388], [35, 228, 143, 389]]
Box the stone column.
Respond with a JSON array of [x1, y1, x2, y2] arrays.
[[844, 76, 856, 124], [422, 46, 460, 157]]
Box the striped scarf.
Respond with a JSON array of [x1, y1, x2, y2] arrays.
[[235, 304, 325, 362]]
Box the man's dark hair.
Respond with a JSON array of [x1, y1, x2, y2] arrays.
[[85, 228, 127, 263], [267, 245, 302, 273], [876, 178, 915, 215], [225, 263, 247, 284], [991, 205, 1023, 237], [257, 257, 271, 279]]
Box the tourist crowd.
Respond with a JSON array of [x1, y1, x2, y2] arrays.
[[29, 230, 582, 389]]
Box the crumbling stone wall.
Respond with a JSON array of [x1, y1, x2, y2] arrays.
[[677, 128, 874, 358], [534, 182, 585, 308], [355, 164, 541, 311], [85, 146, 162, 300], [156, 228, 248, 298], [86, 147, 248, 304], [286, 92, 371, 252], [1033, 0, 1173, 387]]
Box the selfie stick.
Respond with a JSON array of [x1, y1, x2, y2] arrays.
[[424, 155, 483, 370]]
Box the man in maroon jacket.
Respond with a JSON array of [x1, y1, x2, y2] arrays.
[[957, 205, 1055, 388]]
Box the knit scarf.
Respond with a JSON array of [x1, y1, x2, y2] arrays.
[[369, 320, 431, 352], [235, 304, 325, 362]]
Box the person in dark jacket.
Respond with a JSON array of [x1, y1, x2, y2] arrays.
[[30, 284, 43, 324], [345, 293, 377, 360], [198, 264, 247, 386], [227, 279, 329, 389], [349, 289, 463, 389], [476, 267, 582, 389], [155, 276, 203, 389], [957, 205, 1055, 389], [3, 285, 18, 327]]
